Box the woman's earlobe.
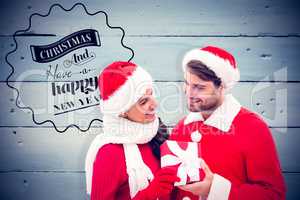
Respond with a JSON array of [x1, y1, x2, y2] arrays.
[[119, 112, 128, 118]]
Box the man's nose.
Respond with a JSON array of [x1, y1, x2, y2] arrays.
[[185, 85, 196, 98]]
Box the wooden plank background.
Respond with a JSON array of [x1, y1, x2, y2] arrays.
[[1, 0, 300, 199]]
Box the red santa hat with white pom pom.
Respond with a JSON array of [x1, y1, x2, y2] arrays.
[[182, 46, 240, 89], [99, 61, 153, 116]]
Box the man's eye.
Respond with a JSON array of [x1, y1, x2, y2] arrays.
[[194, 85, 205, 90]]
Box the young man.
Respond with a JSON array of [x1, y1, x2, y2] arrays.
[[169, 46, 286, 200]]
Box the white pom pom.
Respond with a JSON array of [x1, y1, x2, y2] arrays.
[[191, 130, 202, 142]]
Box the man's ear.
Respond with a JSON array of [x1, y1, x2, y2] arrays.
[[219, 82, 226, 94], [221, 82, 225, 90]]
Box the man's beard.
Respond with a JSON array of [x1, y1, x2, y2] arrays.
[[187, 97, 220, 113]]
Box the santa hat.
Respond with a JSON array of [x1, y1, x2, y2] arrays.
[[99, 61, 153, 115], [182, 46, 240, 89]]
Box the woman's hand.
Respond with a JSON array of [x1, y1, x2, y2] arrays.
[[149, 167, 180, 197], [178, 159, 214, 197]]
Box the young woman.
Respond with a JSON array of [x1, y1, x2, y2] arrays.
[[85, 61, 179, 200]]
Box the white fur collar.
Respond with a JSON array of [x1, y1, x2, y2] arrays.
[[184, 94, 241, 132]]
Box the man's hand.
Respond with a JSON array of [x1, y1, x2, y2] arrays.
[[178, 159, 214, 197]]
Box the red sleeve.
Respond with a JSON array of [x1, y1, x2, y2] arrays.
[[91, 144, 125, 200], [228, 115, 286, 200]]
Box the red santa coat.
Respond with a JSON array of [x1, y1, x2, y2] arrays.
[[91, 143, 170, 200], [169, 94, 286, 200]]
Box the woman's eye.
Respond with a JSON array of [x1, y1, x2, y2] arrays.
[[139, 99, 147, 105]]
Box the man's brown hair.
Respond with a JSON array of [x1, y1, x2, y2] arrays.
[[186, 60, 222, 87]]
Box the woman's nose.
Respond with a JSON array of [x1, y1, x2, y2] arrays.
[[149, 97, 157, 110]]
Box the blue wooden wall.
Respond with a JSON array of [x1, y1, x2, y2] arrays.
[[0, 0, 300, 199]]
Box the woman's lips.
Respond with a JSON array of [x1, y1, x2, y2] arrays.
[[145, 113, 156, 119]]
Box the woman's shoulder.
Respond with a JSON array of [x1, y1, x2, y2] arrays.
[[98, 144, 124, 156], [93, 143, 128, 184], [95, 143, 125, 162]]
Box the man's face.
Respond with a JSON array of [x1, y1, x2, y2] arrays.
[[184, 70, 224, 113]]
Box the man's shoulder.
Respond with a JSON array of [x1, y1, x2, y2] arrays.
[[169, 117, 187, 139], [235, 107, 269, 128], [175, 117, 186, 126], [238, 107, 263, 118], [172, 116, 188, 131]]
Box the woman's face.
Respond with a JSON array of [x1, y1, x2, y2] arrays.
[[122, 88, 157, 124]]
